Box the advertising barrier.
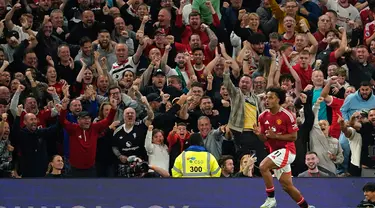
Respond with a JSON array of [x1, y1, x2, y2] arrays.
[[0, 178, 371, 208]]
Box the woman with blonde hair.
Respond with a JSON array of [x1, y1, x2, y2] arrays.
[[46, 155, 64, 177], [235, 12, 264, 41], [235, 154, 257, 177]]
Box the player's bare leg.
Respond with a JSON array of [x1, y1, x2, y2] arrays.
[[279, 172, 315, 208], [259, 157, 278, 208]]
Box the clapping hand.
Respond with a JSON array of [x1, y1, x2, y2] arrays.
[[265, 127, 277, 139], [253, 123, 261, 136]]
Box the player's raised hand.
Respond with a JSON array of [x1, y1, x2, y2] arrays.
[[253, 123, 261, 136]]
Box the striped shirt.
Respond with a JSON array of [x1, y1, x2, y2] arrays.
[[110, 57, 138, 81]]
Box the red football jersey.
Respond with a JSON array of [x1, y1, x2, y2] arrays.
[[258, 107, 298, 154], [327, 96, 344, 139], [364, 21, 375, 45]]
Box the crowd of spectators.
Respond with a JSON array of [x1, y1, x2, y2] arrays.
[[0, 0, 374, 178]]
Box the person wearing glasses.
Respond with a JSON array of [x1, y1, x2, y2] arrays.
[[268, 0, 310, 34]]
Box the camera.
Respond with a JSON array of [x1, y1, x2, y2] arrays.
[[117, 156, 149, 177]]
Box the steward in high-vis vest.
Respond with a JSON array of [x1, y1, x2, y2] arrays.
[[172, 133, 221, 177]]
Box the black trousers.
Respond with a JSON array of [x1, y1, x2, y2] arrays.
[[232, 130, 268, 176], [70, 165, 97, 178], [349, 163, 361, 177]]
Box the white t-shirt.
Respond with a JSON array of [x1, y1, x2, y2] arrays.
[[348, 127, 362, 167], [12, 25, 37, 42], [326, 0, 360, 33]]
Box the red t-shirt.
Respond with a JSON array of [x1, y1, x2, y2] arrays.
[[175, 42, 214, 65], [282, 35, 295, 44], [258, 107, 298, 154], [327, 96, 344, 139], [293, 63, 312, 89]]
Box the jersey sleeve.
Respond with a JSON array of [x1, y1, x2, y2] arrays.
[[329, 51, 337, 63], [258, 113, 266, 134], [364, 22, 374, 43], [285, 112, 299, 134]]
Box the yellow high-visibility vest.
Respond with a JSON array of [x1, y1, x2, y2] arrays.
[[172, 150, 221, 177]]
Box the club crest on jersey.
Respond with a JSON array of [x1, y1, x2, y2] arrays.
[[133, 133, 136, 138], [276, 119, 282, 125]]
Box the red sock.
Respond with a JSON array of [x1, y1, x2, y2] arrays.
[[297, 197, 308, 208], [266, 186, 275, 198]]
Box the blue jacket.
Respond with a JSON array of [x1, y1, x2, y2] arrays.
[[341, 90, 375, 121]]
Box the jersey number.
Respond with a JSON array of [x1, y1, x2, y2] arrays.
[[190, 166, 203, 172], [273, 151, 282, 157]]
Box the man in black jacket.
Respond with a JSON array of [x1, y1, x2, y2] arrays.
[[13, 104, 60, 177]]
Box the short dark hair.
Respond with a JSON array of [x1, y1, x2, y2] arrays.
[[192, 47, 204, 54], [218, 155, 234, 167], [363, 182, 375, 192], [306, 151, 318, 156], [191, 82, 203, 89], [177, 122, 187, 127], [189, 133, 204, 146], [189, 33, 200, 42], [326, 10, 338, 17], [269, 32, 282, 41], [189, 11, 201, 19], [266, 87, 286, 105], [280, 43, 293, 52], [360, 81, 371, 87], [357, 45, 368, 50], [168, 75, 182, 84], [79, 36, 92, 47], [200, 95, 211, 104], [108, 85, 121, 93], [280, 74, 295, 84], [99, 29, 110, 34]]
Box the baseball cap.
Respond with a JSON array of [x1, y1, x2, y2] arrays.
[[77, 111, 91, 119], [146, 93, 162, 103], [154, 28, 166, 36], [6, 30, 19, 39], [153, 69, 165, 77]]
